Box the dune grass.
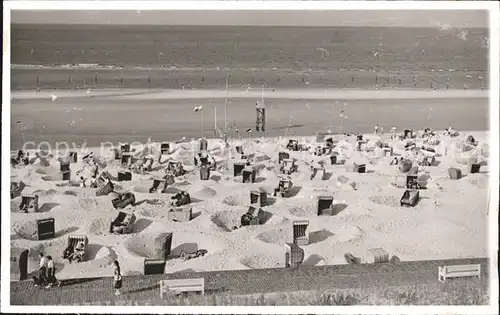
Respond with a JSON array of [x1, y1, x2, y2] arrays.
[[76, 278, 489, 306]]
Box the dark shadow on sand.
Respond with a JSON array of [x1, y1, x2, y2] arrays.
[[55, 226, 79, 238], [255, 177, 267, 183], [133, 219, 153, 233], [85, 244, 103, 261], [303, 254, 324, 267], [309, 229, 335, 244], [192, 212, 202, 220], [321, 172, 333, 180], [264, 196, 277, 206], [259, 210, 273, 224], [288, 186, 302, 197], [39, 202, 60, 212], [171, 243, 198, 257], [332, 203, 348, 215]]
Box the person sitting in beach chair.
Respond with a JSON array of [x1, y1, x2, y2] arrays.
[[67, 241, 85, 263]]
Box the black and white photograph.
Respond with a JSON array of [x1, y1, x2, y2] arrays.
[[2, 1, 499, 311]]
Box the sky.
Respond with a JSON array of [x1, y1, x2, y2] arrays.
[[10, 10, 489, 28]]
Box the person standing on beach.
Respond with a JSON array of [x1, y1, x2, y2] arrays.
[[45, 255, 61, 288], [113, 260, 122, 296], [37, 253, 48, 286], [374, 124, 379, 135]]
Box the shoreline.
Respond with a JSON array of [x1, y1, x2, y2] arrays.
[[10, 88, 489, 101]]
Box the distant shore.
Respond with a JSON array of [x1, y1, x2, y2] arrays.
[[11, 66, 488, 91]]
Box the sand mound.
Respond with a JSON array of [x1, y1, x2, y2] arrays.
[[28, 238, 67, 263], [41, 175, 63, 182], [63, 190, 78, 196], [256, 227, 294, 244], [469, 177, 488, 189], [132, 185, 152, 194], [188, 183, 216, 199], [69, 196, 101, 212], [287, 203, 317, 217], [169, 231, 227, 257], [369, 195, 400, 207], [125, 230, 226, 258], [263, 215, 290, 226], [371, 218, 413, 234], [240, 253, 283, 269], [32, 189, 59, 196], [87, 218, 111, 235], [124, 233, 169, 258], [332, 225, 365, 244], [12, 221, 39, 240], [222, 193, 249, 207], [211, 210, 246, 232], [34, 168, 51, 175]]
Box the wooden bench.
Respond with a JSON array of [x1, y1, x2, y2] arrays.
[[159, 278, 205, 298], [438, 264, 481, 282]]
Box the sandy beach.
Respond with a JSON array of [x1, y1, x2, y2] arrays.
[[8, 19, 491, 300], [10, 87, 490, 280], [10, 88, 488, 149]]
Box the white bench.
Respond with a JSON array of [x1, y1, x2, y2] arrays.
[[159, 278, 205, 298], [438, 264, 481, 282]]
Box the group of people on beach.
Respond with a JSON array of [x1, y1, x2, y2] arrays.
[[33, 253, 123, 296], [33, 252, 61, 288]]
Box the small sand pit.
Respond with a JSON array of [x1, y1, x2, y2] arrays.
[[369, 195, 400, 207], [287, 203, 316, 217], [34, 168, 50, 175], [188, 183, 217, 200], [41, 175, 62, 182], [211, 210, 246, 232], [256, 227, 293, 244], [55, 181, 82, 188], [222, 193, 248, 207], [240, 253, 282, 269], [170, 231, 227, 257], [132, 185, 151, 194], [331, 225, 365, 244]]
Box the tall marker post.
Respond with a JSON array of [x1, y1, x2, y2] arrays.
[[224, 74, 229, 137]]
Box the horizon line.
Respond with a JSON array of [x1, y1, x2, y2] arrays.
[[10, 22, 489, 29]]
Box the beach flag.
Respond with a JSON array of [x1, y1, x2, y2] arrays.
[[193, 106, 203, 112]]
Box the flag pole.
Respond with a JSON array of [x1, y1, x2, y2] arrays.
[[201, 108, 204, 139], [224, 74, 228, 135], [18, 122, 26, 146]]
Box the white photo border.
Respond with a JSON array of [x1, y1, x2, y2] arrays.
[[2, 1, 499, 314]]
